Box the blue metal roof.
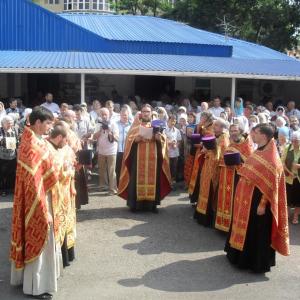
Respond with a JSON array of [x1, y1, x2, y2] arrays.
[[0, 0, 299, 78], [60, 13, 292, 61], [59, 14, 229, 45], [0, 0, 232, 57], [0, 51, 300, 78]]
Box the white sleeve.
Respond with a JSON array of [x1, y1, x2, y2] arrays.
[[177, 129, 182, 141]]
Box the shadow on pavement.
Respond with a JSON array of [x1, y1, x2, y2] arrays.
[[77, 202, 225, 254], [289, 224, 300, 245], [0, 207, 26, 299], [118, 254, 268, 292]]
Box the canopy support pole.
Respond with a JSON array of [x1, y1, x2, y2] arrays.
[[231, 77, 236, 111], [80, 73, 85, 104]]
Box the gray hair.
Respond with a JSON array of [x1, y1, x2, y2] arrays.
[[100, 107, 109, 115], [291, 131, 300, 141], [215, 117, 229, 131], [276, 116, 286, 127], [121, 104, 133, 118], [257, 112, 269, 124], [1, 115, 14, 126]]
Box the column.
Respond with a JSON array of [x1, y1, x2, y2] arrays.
[[230, 77, 236, 111], [80, 73, 85, 104]]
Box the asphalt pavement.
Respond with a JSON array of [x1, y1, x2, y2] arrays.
[[1, 181, 300, 300]]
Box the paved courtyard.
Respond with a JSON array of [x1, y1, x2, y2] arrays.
[[1, 183, 300, 300]]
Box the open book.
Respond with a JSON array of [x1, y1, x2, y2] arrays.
[[138, 125, 153, 140]]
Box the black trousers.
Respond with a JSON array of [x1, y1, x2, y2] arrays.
[[116, 152, 124, 187], [169, 157, 178, 181], [0, 158, 17, 192]]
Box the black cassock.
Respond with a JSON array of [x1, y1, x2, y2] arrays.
[[225, 187, 276, 273]]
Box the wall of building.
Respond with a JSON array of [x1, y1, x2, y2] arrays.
[[0, 73, 299, 107], [58, 74, 135, 103], [0, 74, 27, 100], [33, 0, 64, 12], [175, 76, 300, 104], [175, 77, 232, 100]]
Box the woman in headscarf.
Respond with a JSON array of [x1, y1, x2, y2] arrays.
[[0, 101, 6, 126], [0, 115, 19, 196], [157, 107, 169, 123], [271, 106, 289, 125], [277, 126, 290, 157], [234, 97, 244, 117], [282, 131, 300, 224]]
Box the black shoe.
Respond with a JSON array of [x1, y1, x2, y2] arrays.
[[32, 293, 53, 299], [152, 207, 159, 214], [130, 207, 137, 213]]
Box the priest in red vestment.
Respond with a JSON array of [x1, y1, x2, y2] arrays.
[[118, 104, 171, 213], [225, 123, 290, 273]]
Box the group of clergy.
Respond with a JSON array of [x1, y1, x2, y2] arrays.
[[10, 106, 86, 300], [8, 104, 291, 299], [184, 111, 289, 273], [114, 105, 290, 274]]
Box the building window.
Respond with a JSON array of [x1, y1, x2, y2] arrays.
[[63, 0, 112, 12], [46, 0, 60, 4]]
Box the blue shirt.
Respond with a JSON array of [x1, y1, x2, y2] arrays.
[[6, 107, 19, 114], [117, 121, 131, 153]]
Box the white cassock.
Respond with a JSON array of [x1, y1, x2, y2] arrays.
[[10, 193, 62, 295]]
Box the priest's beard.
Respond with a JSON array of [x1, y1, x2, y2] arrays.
[[142, 117, 151, 123]]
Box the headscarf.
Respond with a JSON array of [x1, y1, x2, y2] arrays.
[[234, 116, 249, 134], [278, 127, 290, 140], [234, 97, 244, 117]]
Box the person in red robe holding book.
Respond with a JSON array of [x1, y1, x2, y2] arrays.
[[225, 123, 290, 273], [215, 123, 254, 232], [118, 104, 171, 213]]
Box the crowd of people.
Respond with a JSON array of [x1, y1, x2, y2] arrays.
[[1, 92, 299, 299]]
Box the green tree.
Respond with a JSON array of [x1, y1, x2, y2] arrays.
[[114, 0, 173, 16], [163, 0, 300, 51]]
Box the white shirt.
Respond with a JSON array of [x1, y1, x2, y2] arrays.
[[117, 121, 131, 153], [208, 106, 224, 118], [286, 109, 300, 120], [96, 121, 119, 156], [165, 126, 182, 158], [110, 112, 120, 124], [75, 118, 94, 139], [90, 110, 99, 122], [40, 102, 60, 114]]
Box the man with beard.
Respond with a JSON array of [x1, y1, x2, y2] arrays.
[[118, 104, 171, 213], [47, 124, 77, 268], [194, 118, 229, 227], [215, 123, 253, 232], [10, 107, 60, 299], [289, 115, 300, 136], [41, 93, 60, 114], [94, 107, 119, 195], [225, 123, 290, 273], [188, 111, 214, 205], [64, 107, 89, 209]]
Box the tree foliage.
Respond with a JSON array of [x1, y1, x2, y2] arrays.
[[163, 0, 300, 51], [115, 0, 300, 51], [114, 0, 173, 16]]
